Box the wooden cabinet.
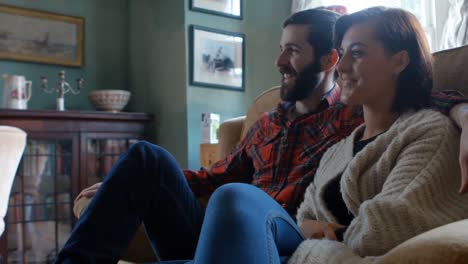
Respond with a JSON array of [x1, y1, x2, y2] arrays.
[[0, 109, 152, 263]]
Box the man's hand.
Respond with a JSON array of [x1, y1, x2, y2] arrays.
[[74, 182, 102, 203], [299, 219, 344, 241], [450, 103, 468, 194]]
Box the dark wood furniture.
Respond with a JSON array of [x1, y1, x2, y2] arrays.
[[0, 109, 152, 263]]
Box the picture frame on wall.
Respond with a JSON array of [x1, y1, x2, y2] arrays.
[[190, 0, 242, 20], [189, 25, 245, 91], [0, 4, 84, 67]]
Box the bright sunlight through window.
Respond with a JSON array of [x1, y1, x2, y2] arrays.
[[321, 0, 436, 49]]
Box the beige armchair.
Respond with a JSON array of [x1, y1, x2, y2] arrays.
[[0, 126, 26, 262], [0, 126, 27, 236], [74, 44, 468, 263]]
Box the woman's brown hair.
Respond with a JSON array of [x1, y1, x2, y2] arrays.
[[334, 7, 433, 113]]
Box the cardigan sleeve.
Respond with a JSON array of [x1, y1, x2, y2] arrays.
[[295, 182, 318, 225], [289, 113, 468, 264]]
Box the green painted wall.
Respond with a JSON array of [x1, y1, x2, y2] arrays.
[[1, 0, 291, 169], [127, 0, 188, 166], [127, 0, 290, 169], [186, 0, 290, 169], [0, 0, 128, 110]]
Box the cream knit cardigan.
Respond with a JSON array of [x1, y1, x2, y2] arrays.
[[289, 110, 468, 264]]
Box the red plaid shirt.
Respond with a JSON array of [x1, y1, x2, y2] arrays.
[[184, 87, 466, 216]]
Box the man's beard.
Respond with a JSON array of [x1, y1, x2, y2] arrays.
[[280, 61, 322, 102]]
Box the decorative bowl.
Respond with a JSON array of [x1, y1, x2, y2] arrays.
[[88, 89, 131, 112]]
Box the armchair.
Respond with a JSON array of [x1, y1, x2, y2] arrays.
[[0, 126, 27, 261]]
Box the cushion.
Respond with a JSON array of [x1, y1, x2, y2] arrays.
[[433, 44, 468, 95], [376, 219, 468, 264]]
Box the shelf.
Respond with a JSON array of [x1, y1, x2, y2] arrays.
[[0, 110, 153, 263]]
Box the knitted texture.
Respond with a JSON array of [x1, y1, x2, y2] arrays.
[[290, 110, 468, 264]]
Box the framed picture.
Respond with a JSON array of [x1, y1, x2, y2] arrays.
[[190, 25, 245, 91], [190, 0, 242, 19], [0, 4, 84, 67]]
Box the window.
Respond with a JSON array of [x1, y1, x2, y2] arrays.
[[320, 0, 438, 50]]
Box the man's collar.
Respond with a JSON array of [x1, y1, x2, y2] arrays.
[[312, 83, 341, 113], [325, 84, 341, 106]]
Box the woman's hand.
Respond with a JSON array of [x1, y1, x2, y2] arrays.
[[74, 182, 102, 203], [299, 219, 345, 241]]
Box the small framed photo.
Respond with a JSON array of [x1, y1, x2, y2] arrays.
[[190, 0, 242, 20], [189, 25, 245, 91], [0, 4, 84, 67]]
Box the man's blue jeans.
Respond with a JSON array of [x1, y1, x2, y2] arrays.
[[189, 183, 304, 264], [55, 141, 205, 263]]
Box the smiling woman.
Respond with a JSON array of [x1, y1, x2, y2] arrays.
[[335, 6, 432, 114], [289, 7, 468, 262]]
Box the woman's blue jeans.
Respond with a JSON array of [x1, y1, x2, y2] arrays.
[[191, 183, 304, 264], [55, 141, 205, 263]]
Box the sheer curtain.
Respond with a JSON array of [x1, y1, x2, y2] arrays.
[[289, 0, 443, 51], [440, 0, 468, 50], [291, 0, 323, 13], [291, 0, 347, 15]]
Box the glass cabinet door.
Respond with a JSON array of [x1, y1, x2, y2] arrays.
[[7, 139, 73, 263], [86, 138, 139, 186]]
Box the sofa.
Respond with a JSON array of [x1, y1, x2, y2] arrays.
[[74, 44, 468, 263]]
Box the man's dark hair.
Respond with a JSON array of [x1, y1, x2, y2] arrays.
[[283, 8, 340, 60], [334, 7, 433, 113]]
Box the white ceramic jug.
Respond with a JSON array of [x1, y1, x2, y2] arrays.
[[2, 74, 32, 110]]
